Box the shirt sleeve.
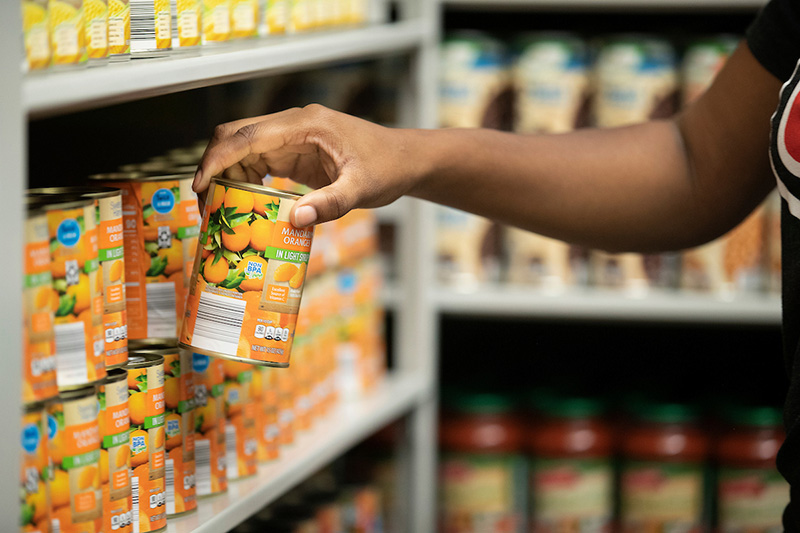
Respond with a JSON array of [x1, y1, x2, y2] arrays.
[[746, 0, 800, 82]]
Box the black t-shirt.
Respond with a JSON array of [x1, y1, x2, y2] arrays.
[[749, 0, 800, 529]]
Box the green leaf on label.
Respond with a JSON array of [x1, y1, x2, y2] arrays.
[[213, 231, 222, 247], [171, 359, 180, 377], [142, 205, 155, 220], [220, 223, 235, 235], [211, 249, 223, 266], [146, 255, 168, 277], [53, 278, 68, 293], [227, 212, 252, 228], [224, 207, 238, 218], [55, 294, 76, 317], [266, 210, 278, 223], [98, 392, 106, 411], [222, 249, 242, 264], [242, 250, 257, 258], [171, 187, 181, 203], [144, 241, 160, 255], [49, 238, 60, 255]]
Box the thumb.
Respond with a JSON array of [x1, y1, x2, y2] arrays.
[[290, 180, 358, 227]]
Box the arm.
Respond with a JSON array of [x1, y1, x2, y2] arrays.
[[193, 42, 781, 253]]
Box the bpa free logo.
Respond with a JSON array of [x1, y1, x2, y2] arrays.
[[57, 219, 81, 247], [152, 189, 176, 214], [245, 261, 263, 279]]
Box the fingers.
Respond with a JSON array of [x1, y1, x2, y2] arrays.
[[290, 178, 359, 227]]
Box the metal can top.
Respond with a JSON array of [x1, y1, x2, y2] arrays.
[[91, 172, 193, 183], [24, 400, 47, 413], [213, 177, 303, 201], [87, 171, 145, 182], [124, 353, 165, 369], [57, 385, 98, 402], [26, 194, 94, 212], [28, 185, 122, 201], [128, 338, 178, 351], [103, 368, 128, 386]]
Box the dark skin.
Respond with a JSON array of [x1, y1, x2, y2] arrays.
[[192, 42, 781, 254]]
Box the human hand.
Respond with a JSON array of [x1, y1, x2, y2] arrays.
[[192, 105, 420, 227]]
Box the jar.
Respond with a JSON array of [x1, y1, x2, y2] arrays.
[[715, 405, 788, 532], [527, 394, 614, 532], [438, 392, 526, 533], [620, 401, 710, 533]]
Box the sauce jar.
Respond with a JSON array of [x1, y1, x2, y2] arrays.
[[620, 401, 710, 533], [715, 404, 788, 532], [438, 392, 526, 533], [527, 393, 614, 532]]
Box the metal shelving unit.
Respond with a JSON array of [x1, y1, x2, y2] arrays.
[[2, 1, 440, 532], [443, 0, 767, 10]]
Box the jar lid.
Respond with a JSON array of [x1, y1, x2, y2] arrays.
[[538, 395, 606, 419], [722, 405, 783, 427], [443, 391, 514, 414], [634, 401, 699, 424]]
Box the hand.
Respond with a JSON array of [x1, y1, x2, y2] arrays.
[[192, 104, 420, 227]]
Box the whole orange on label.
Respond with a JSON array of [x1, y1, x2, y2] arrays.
[[222, 360, 257, 480], [180, 179, 314, 367], [191, 352, 227, 497], [99, 369, 132, 532]]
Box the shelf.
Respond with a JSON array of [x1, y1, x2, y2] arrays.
[[24, 20, 431, 118], [380, 284, 781, 324], [442, 0, 766, 10], [166, 372, 426, 533]]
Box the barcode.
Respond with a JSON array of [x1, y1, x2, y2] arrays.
[[146, 282, 176, 338], [165, 458, 176, 515], [194, 438, 212, 496], [54, 321, 87, 387], [130, 0, 171, 53], [51, 519, 60, 533], [225, 423, 239, 479], [191, 292, 246, 356], [131, 475, 140, 533]]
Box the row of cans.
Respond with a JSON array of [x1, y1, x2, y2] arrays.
[[22, 0, 371, 72]]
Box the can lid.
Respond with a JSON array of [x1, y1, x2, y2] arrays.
[[722, 404, 783, 427], [26, 194, 93, 211], [23, 400, 47, 412], [28, 185, 122, 200], [90, 172, 192, 183], [213, 177, 303, 200], [443, 391, 515, 414], [58, 384, 97, 401], [87, 171, 145, 181], [128, 338, 178, 351], [125, 353, 165, 368], [103, 368, 128, 385], [633, 400, 699, 424]]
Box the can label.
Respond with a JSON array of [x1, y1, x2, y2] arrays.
[[192, 353, 227, 496], [48, 204, 106, 389], [109, 178, 200, 340], [48, 393, 103, 533], [164, 349, 197, 515], [85, 0, 109, 59], [276, 368, 295, 446], [230, 0, 257, 38], [23, 0, 51, 71], [174, 0, 201, 47], [99, 376, 132, 532], [222, 361, 258, 479], [181, 182, 313, 366], [202, 0, 231, 43], [24, 214, 58, 403], [717, 467, 789, 531], [97, 193, 129, 368], [130, 0, 172, 53], [49, 0, 87, 66], [127, 360, 167, 532], [620, 461, 703, 531], [21, 407, 50, 533], [108, 0, 130, 55], [266, 0, 287, 34], [255, 366, 280, 462]]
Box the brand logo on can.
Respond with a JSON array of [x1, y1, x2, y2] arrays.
[[57, 219, 81, 247], [192, 353, 209, 373], [47, 414, 58, 440], [152, 188, 176, 214], [21, 423, 40, 453]]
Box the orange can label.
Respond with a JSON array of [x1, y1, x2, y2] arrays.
[[97, 193, 129, 368], [163, 349, 197, 515], [180, 180, 313, 366], [192, 353, 227, 496], [106, 178, 200, 340], [99, 372, 132, 532], [222, 361, 258, 479], [48, 392, 103, 533], [21, 406, 50, 533]]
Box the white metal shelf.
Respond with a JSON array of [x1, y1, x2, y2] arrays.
[[166, 372, 427, 533], [432, 285, 781, 324], [24, 20, 432, 118], [443, 0, 766, 10]]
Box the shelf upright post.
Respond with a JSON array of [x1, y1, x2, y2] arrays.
[[0, 2, 26, 531], [393, 0, 440, 531]]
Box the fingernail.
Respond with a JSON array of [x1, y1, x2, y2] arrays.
[[294, 205, 317, 227], [192, 169, 202, 191]]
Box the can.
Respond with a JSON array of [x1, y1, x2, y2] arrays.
[[99, 369, 133, 533], [24, 208, 59, 404], [130, 0, 172, 57], [22, 0, 51, 72], [170, 0, 201, 50], [21, 402, 50, 533], [29, 187, 129, 369], [276, 368, 295, 446], [33, 196, 106, 391], [84, 0, 109, 64], [202, 0, 231, 44], [89, 173, 201, 341], [191, 352, 228, 497], [222, 360, 258, 480], [108, 0, 131, 61], [255, 366, 280, 462], [129, 341, 197, 516], [123, 354, 167, 532], [180, 178, 315, 367], [680, 36, 737, 107], [230, 0, 258, 39], [49, 0, 87, 68], [263, 0, 288, 35], [47, 386, 103, 533]]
